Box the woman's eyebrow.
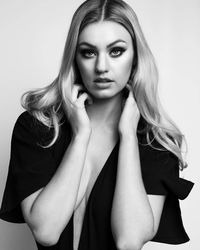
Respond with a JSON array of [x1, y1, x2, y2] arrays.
[[78, 39, 127, 48]]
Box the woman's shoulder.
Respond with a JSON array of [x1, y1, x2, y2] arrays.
[[137, 116, 167, 154], [13, 111, 56, 146], [15, 110, 48, 130], [14, 110, 72, 146], [136, 117, 178, 175], [15, 111, 48, 130]]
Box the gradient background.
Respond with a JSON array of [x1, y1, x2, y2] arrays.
[[0, 0, 199, 249]]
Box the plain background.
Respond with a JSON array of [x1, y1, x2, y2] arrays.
[[0, 0, 199, 249]]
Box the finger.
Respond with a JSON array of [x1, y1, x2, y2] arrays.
[[72, 84, 85, 101], [125, 83, 132, 91], [125, 85, 132, 96], [125, 84, 134, 97], [76, 92, 92, 108], [126, 86, 137, 105], [72, 84, 84, 100]]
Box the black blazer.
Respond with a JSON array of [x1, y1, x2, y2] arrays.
[[0, 111, 194, 250]]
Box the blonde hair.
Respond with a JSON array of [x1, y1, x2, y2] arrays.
[[21, 0, 187, 170]]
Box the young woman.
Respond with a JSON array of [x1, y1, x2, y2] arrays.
[[0, 0, 194, 249]]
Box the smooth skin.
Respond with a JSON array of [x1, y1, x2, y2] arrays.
[[21, 21, 165, 250]]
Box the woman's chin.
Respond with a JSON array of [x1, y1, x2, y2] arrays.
[[88, 89, 123, 102]]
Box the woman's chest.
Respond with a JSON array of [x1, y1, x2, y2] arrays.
[[73, 135, 119, 250], [75, 132, 118, 209]]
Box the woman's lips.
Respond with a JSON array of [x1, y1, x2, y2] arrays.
[[93, 78, 113, 83], [93, 79, 113, 88]]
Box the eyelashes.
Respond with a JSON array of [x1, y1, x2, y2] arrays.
[[78, 47, 126, 59]]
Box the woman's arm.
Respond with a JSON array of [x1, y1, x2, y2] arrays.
[[21, 131, 91, 246], [111, 86, 166, 250], [21, 84, 93, 246], [111, 134, 165, 250]]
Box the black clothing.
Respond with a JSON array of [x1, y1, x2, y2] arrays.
[[0, 111, 194, 249]]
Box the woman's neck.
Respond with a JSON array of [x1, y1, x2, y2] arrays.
[[86, 92, 123, 133]]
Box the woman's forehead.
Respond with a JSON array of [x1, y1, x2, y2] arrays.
[[78, 21, 132, 47]]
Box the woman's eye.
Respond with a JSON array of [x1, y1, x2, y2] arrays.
[[110, 47, 126, 57], [78, 47, 126, 58], [80, 49, 96, 58]]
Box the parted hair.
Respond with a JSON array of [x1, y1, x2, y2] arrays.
[[21, 0, 187, 170]]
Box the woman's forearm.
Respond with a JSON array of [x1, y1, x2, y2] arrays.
[[111, 134, 154, 250], [27, 131, 91, 245]]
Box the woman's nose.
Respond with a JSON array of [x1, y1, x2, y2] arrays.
[[95, 53, 109, 73]]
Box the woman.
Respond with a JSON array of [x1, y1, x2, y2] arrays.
[[0, 0, 194, 249]]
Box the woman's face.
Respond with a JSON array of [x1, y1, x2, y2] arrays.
[[75, 21, 134, 99]]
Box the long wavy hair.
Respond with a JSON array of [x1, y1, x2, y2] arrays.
[[21, 0, 187, 170]]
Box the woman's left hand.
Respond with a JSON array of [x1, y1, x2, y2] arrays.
[[118, 84, 140, 136]]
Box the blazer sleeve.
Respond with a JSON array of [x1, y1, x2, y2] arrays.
[[139, 140, 194, 199], [138, 137, 194, 244], [0, 111, 56, 223]]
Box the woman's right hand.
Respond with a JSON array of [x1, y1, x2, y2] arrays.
[[63, 84, 93, 136]]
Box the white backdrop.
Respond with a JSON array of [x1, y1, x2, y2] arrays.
[[0, 0, 199, 249]]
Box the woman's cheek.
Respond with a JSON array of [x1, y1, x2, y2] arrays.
[[116, 58, 133, 82], [76, 62, 91, 85]]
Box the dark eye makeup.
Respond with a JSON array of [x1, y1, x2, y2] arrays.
[[78, 46, 126, 59]]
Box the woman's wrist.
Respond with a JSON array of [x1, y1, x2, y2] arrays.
[[72, 124, 92, 137], [119, 131, 138, 143]]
